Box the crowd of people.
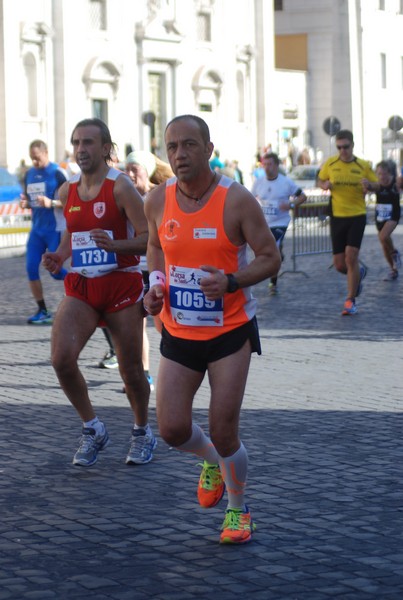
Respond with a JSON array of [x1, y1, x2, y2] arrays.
[[17, 117, 401, 545]]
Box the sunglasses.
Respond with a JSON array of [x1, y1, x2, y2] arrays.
[[336, 144, 351, 150]]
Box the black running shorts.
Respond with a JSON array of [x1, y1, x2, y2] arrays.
[[160, 317, 262, 373], [330, 215, 366, 254]]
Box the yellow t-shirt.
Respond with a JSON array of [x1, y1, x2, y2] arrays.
[[318, 156, 377, 217]]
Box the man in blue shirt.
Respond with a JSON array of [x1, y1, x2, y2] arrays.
[[20, 140, 68, 324], [209, 149, 224, 171]]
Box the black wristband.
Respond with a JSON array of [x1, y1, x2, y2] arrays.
[[226, 273, 240, 293]]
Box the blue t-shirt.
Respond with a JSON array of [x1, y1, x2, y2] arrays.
[[25, 162, 67, 231]]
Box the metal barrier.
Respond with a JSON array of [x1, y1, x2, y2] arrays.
[[0, 202, 31, 252], [282, 191, 332, 277]]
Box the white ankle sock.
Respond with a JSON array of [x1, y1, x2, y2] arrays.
[[84, 417, 104, 435], [133, 423, 149, 432]]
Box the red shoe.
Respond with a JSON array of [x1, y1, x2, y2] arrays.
[[197, 461, 225, 508], [220, 506, 256, 544], [341, 298, 357, 315]]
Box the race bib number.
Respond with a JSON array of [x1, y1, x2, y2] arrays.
[[27, 182, 46, 207], [71, 230, 118, 277], [262, 200, 278, 217], [168, 265, 223, 326], [375, 203, 392, 222]]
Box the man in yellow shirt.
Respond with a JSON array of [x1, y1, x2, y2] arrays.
[[318, 130, 378, 315]]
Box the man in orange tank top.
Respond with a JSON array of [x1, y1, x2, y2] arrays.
[[144, 115, 281, 544], [42, 118, 156, 468]]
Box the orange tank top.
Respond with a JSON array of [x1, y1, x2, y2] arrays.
[[158, 175, 257, 340]]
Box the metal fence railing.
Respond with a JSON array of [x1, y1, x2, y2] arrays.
[[1, 194, 401, 265], [0, 203, 31, 253], [282, 191, 332, 277]]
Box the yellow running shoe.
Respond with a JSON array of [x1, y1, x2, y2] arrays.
[[197, 461, 225, 508], [220, 506, 256, 544]]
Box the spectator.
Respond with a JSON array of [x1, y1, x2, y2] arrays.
[[232, 160, 244, 185], [209, 149, 224, 171]]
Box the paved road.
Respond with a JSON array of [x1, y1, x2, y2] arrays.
[[0, 226, 402, 599]]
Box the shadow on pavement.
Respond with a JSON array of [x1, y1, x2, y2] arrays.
[[1, 402, 403, 599]]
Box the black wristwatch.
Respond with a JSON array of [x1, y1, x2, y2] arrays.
[[226, 273, 240, 293]]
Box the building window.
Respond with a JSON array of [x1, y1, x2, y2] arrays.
[[148, 72, 166, 154], [275, 34, 308, 70], [274, 0, 283, 10], [92, 99, 108, 123], [400, 0, 403, 14], [199, 103, 213, 112], [192, 66, 223, 116], [89, 0, 107, 30], [283, 106, 298, 120], [381, 53, 387, 88], [379, 0, 385, 9], [197, 12, 211, 42]]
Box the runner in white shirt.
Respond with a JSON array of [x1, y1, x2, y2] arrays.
[[251, 152, 307, 294]]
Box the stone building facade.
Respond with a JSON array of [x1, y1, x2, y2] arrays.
[[0, 0, 402, 182], [274, 0, 403, 166], [0, 0, 272, 184]]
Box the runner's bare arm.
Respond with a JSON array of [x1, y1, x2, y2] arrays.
[[142, 185, 166, 315], [144, 184, 166, 274]]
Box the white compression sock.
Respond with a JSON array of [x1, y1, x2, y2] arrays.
[[218, 442, 248, 510], [177, 423, 219, 464]]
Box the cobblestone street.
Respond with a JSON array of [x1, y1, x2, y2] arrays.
[[0, 226, 402, 599]]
